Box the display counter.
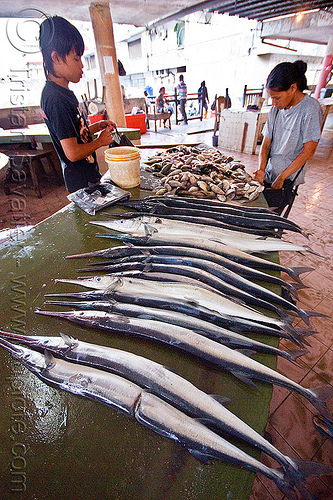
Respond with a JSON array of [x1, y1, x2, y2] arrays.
[[0, 154, 278, 500]]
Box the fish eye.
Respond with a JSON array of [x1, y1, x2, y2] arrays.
[[79, 312, 85, 316], [24, 354, 30, 359], [96, 277, 101, 282]]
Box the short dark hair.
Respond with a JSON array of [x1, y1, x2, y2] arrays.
[[266, 60, 308, 92], [179, 75, 184, 81], [39, 16, 84, 77]]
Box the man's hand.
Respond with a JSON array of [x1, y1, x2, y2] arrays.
[[89, 119, 117, 136], [97, 126, 114, 147], [253, 169, 265, 185], [98, 119, 117, 131]]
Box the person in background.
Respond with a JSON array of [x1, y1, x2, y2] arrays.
[[198, 81, 209, 119], [39, 16, 116, 193], [156, 87, 173, 127], [253, 60, 322, 215], [144, 90, 152, 129], [177, 75, 188, 124]]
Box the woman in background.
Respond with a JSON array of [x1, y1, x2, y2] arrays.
[[253, 60, 322, 215], [156, 87, 173, 126]]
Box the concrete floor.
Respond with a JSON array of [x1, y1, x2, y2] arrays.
[[0, 117, 333, 499]]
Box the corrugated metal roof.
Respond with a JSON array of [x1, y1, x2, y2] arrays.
[[213, 0, 333, 21]]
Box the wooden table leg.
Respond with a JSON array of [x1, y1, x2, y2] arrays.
[[29, 158, 42, 198]]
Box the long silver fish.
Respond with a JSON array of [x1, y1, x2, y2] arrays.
[[45, 286, 313, 347], [0, 330, 327, 497], [35, 309, 333, 422], [0, 337, 307, 500], [67, 244, 305, 297], [54, 275, 295, 329], [43, 299, 308, 361], [94, 233, 312, 282], [75, 260, 293, 319], [128, 195, 306, 229], [90, 217, 315, 253], [108, 210, 277, 237], [77, 254, 315, 323], [121, 199, 307, 235]]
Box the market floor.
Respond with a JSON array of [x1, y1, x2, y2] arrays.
[[1, 118, 333, 499]]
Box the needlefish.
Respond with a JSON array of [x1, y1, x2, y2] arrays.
[[75, 259, 294, 319], [0, 330, 330, 498], [94, 233, 312, 282], [54, 275, 301, 330], [46, 286, 313, 347], [106, 211, 277, 237], [127, 195, 304, 224], [67, 244, 305, 297], [0, 337, 311, 500], [120, 199, 307, 235], [43, 299, 308, 361], [35, 309, 333, 422], [76, 254, 316, 323], [90, 217, 316, 254]]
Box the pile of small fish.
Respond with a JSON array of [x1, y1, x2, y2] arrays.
[[144, 145, 264, 201], [1, 194, 332, 499]]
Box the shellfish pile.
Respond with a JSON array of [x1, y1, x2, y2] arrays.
[[144, 145, 264, 201]]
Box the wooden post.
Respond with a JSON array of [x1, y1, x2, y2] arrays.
[[89, 2, 126, 127]]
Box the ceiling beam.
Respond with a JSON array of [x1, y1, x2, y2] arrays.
[[217, 1, 333, 20]]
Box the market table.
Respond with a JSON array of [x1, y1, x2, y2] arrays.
[[0, 151, 279, 500]]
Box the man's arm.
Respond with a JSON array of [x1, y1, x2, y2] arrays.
[[253, 136, 271, 184], [60, 126, 113, 163], [271, 140, 318, 189]]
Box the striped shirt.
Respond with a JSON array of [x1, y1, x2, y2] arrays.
[[178, 81, 187, 99]]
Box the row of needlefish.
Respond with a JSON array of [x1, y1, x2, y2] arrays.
[[38, 195, 332, 410], [75, 201, 321, 327], [0, 331, 331, 500], [9, 194, 330, 499]]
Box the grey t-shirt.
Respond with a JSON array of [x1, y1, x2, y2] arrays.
[[262, 94, 322, 185]]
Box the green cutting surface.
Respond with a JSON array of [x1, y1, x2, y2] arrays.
[[0, 153, 279, 500]]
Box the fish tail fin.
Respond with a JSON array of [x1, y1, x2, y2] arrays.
[[294, 328, 317, 338], [272, 475, 301, 500], [284, 348, 308, 362], [297, 309, 312, 326], [286, 267, 313, 283], [308, 386, 333, 422], [303, 246, 328, 258], [288, 457, 333, 480], [303, 310, 329, 319], [281, 457, 333, 499], [297, 308, 329, 326], [284, 282, 308, 301], [282, 325, 312, 347]]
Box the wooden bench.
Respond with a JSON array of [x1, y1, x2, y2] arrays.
[[2, 149, 62, 198], [146, 105, 171, 132]]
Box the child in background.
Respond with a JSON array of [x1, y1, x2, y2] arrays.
[[39, 16, 116, 193]]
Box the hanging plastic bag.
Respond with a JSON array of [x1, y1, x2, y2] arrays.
[[109, 127, 135, 148]]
